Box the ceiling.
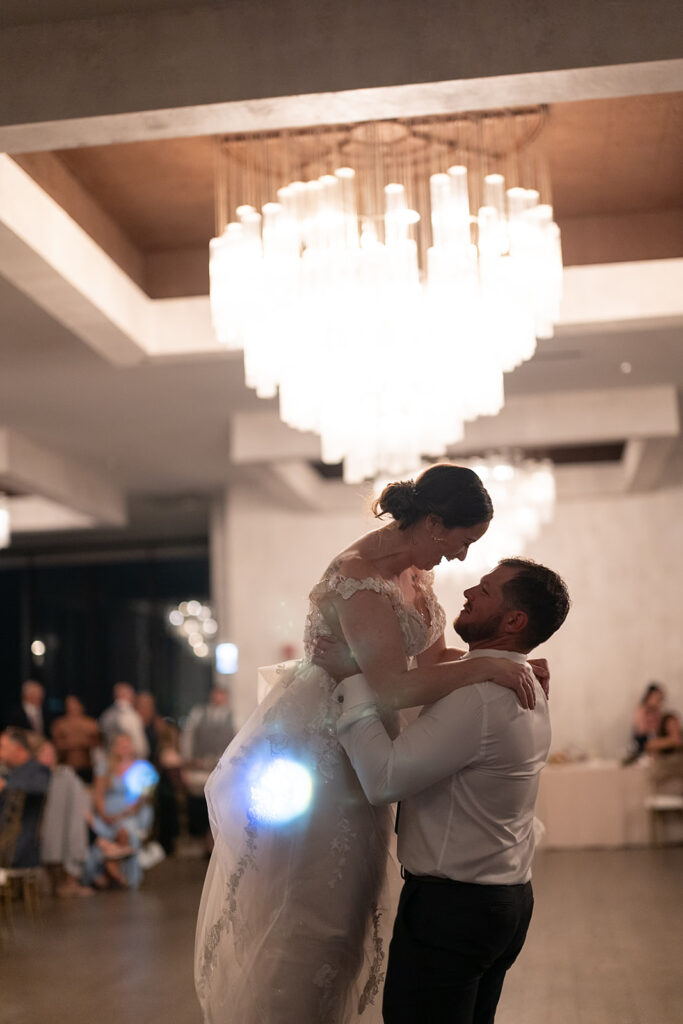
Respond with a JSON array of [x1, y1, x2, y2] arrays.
[[1, 15, 682, 554]]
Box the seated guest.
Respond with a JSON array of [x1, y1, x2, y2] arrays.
[[83, 732, 155, 890], [51, 696, 100, 783], [631, 683, 665, 756], [36, 740, 92, 897], [99, 682, 149, 759], [647, 710, 683, 797], [0, 728, 50, 867]]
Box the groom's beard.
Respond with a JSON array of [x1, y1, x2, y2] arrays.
[[454, 609, 505, 645]]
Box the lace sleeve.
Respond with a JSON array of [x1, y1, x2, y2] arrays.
[[310, 573, 401, 605]]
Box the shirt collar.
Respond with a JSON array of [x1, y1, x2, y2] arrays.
[[460, 648, 527, 664]]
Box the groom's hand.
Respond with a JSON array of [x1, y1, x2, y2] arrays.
[[313, 635, 360, 682]]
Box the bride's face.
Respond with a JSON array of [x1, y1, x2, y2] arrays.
[[416, 517, 489, 570]]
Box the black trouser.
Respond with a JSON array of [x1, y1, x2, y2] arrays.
[[382, 872, 534, 1024]]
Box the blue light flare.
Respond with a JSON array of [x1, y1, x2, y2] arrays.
[[122, 760, 159, 801], [249, 756, 313, 825]]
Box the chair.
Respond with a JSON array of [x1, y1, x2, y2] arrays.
[[0, 789, 44, 925], [645, 793, 683, 846]]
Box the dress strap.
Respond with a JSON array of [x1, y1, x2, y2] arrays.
[[310, 573, 402, 605]]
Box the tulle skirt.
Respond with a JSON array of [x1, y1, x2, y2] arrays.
[[194, 662, 398, 1024]]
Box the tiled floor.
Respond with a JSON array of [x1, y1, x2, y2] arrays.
[[1, 847, 681, 1024]]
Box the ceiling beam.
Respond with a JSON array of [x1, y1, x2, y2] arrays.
[[231, 385, 680, 467], [0, 428, 127, 526], [2, 60, 681, 154], [1, 0, 681, 151], [0, 155, 225, 364]]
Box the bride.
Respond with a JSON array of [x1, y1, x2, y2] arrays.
[[195, 464, 539, 1023]]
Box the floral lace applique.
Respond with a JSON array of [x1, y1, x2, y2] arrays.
[[358, 903, 386, 1014], [197, 818, 258, 998], [328, 805, 356, 889]]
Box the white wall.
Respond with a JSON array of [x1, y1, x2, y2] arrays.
[[222, 482, 683, 757]]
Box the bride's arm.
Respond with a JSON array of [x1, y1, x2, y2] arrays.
[[415, 633, 467, 666], [329, 589, 536, 711]]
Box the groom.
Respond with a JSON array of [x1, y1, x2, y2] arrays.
[[316, 556, 570, 1024]]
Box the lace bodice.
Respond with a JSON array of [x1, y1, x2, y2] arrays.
[[305, 567, 447, 662]]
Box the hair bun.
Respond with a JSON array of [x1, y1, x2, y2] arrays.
[[372, 479, 420, 527]]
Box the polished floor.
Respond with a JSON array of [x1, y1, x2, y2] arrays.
[[1, 847, 681, 1024]]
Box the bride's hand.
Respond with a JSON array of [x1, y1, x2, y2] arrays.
[[312, 634, 360, 682], [483, 657, 538, 709], [528, 657, 550, 699]]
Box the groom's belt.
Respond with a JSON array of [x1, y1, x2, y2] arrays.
[[402, 869, 531, 891]]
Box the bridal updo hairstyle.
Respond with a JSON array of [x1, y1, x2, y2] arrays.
[[372, 464, 493, 531]]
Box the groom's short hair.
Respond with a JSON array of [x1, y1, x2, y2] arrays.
[[498, 558, 570, 650]]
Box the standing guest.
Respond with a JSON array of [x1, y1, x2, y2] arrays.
[[181, 687, 235, 850], [322, 558, 570, 1024], [51, 695, 100, 783], [36, 740, 92, 897], [0, 727, 50, 868], [99, 682, 149, 759], [5, 680, 51, 737], [180, 686, 235, 766], [135, 691, 181, 854]]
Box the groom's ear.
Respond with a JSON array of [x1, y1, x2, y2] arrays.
[[503, 609, 528, 637]]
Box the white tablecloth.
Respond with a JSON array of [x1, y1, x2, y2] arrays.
[[535, 759, 651, 849]]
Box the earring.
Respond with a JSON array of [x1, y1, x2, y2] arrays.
[[432, 535, 445, 545]]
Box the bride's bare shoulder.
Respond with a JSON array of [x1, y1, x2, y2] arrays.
[[323, 535, 384, 582]]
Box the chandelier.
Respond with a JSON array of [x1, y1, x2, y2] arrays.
[[209, 111, 562, 483]]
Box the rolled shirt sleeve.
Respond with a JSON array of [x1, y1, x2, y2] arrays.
[[336, 674, 485, 805]]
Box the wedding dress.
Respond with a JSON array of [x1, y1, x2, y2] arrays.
[[195, 566, 446, 1023]]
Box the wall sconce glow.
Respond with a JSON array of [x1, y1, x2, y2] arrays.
[[31, 639, 46, 657], [249, 757, 313, 825], [215, 642, 239, 675]]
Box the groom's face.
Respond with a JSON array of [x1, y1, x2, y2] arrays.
[[453, 565, 518, 644]]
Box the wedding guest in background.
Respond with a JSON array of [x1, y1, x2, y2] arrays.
[[83, 732, 156, 890], [5, 680, 51, 737], [36, 739, 92, 897], [99, 682, 149, 758], [646, 704, 683, 797], [135, 691, 181, 855], [631, 683, 665, 756], [180, 687, 234, 851], [51, 695, 100, 783], [0, 727, 50, 868]]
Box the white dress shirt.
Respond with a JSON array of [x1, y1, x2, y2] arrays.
[[336, 649, 551, 885], [23, 701, 44, 736]]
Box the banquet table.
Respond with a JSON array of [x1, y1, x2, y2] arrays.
[[535, 759, 652, 848]]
